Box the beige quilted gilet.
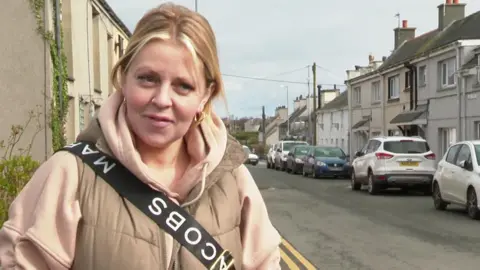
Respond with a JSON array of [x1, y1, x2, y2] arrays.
[[70, 134, 246, 269]]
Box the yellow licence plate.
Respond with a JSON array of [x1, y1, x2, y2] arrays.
[[400, 161, 419, 166]]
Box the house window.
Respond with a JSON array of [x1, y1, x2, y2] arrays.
[[439, 128, 456, 156], [405, 71, 411, 89], [388, 129, 401, 136], [353, 87, 361, 105], [79, 102, 85, 131], [372, 131, 381, 137], [335, 138, 338, 147], [371, 81, 380, 102], [341, 138, 345, 151], [388, 75, 400, 99], [418, 65, 427, 86], [440, 57, 456, 87], [475, 121, 480, 140]]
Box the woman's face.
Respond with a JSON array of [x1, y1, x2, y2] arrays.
[[122, 39, 211, 148]]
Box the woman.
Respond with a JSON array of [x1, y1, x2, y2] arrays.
[[0, 3, 281, 269]]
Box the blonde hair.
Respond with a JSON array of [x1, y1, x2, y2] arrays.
[[111, 2, 225, 116]]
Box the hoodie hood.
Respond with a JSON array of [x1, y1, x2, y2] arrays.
[[77, 91, 236, 206]]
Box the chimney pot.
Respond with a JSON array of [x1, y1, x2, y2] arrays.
[[402, 20, 408, 28], [453, 0, 458, 3], [446, 0, 452, 3]]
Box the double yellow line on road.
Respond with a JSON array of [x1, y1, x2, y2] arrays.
[[280, 238, 317, 269]]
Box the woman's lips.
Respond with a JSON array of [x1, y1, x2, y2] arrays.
[[145, 114, 174, 128]]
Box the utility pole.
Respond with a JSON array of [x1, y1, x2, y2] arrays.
[[312, 62, 317, 145], [307, 67, 312, 144], [195, 0, 198, 11], [262, 106, 266, 150]]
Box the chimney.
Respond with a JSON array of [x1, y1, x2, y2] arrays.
[[438, 0, 466, 30], [368, 54, 374, 64], [394, 19, 416, 49]]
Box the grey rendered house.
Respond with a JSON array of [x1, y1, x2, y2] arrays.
[[347, 0, 480, 159], [346, 56, 384, 154], [459, 46, 480, 140], [386, 2, 480, 158]]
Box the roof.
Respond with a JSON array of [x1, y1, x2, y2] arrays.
[[318, 91, 348, 112], [462, 54, 478, 70], [352, 117, 370, 129], [380, 10, 480, 72], [390, 104, 428, 124], [345, 10, 480, 83], [379, 30, 439, 71], [98, 0, 132, 37]]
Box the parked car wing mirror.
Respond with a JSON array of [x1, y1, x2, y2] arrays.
[[355, 151, 363, 157], [459, 160, 472, 170]]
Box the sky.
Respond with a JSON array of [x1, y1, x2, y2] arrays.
[[106, 0, 480, 118]]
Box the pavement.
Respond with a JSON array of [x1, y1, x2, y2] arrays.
[[247, 163, 480, 270]]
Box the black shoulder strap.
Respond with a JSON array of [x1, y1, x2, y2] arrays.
[[60, 141, 235, 270]]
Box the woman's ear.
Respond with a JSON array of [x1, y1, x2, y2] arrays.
[[198, 82, 215, 112]]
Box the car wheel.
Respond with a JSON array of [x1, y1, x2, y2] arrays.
[[467, 187, 480, 220], [351, 170, 361, 191], [432, 182, 448, 211], [367, 171, 379, 195]]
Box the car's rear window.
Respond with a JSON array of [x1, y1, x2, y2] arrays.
[[383, 140, 430, 154], [294, 146, 310, 155]]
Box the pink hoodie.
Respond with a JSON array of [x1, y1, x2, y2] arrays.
[[0, 91, 281, 269]]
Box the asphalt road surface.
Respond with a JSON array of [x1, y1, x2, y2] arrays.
[[248, 162, 480, 270]]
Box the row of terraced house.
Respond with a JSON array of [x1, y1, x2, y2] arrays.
[[1, 0, 130, 161], [313, 0, 480, 163], [348, 0, 480, 161]]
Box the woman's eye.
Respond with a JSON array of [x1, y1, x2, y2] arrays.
[[179, 83, 194, 91], [137, 74, 158, 85]]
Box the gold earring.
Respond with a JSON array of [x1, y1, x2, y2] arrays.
[[194, 111, 206, 123]]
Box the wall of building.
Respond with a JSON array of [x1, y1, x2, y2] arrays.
[[62, 0, 129, 143], [0, 0, 54, 161]]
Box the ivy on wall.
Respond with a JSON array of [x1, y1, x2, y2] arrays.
[[28, 0, 69, 151]]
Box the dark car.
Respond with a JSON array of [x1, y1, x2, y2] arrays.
[[286, 145, 313, 174], [302, 146, 351, 178]]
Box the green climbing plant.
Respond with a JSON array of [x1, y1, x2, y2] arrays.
[[28, 0, 69, 151]]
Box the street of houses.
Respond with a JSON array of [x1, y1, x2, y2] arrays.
[[265, 0, 480, 162]]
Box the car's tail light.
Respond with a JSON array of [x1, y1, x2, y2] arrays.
[[375, 152, 393, 159], [424, 153, 436, 160]]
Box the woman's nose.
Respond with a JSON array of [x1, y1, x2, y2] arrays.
[[151, 85, 173, 108]]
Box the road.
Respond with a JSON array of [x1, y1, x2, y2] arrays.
[[248, 162, 480, 270]]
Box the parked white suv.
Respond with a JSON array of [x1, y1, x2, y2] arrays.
[[432, 140, 480, 220], [351, 136, 436, 195]]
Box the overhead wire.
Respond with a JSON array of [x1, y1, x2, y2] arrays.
[[221, 73, 343, 87]]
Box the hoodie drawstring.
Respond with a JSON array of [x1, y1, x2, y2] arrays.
[[182, 162, 209, 207]]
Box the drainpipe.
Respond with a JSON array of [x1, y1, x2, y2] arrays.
[[43, 0, 49, 160], [379, 71, 386, 135], [462, 74, 467, 140], [54, 0, 63, 119], [455, 43, 462, 141], [347, 81, 352, 161]]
